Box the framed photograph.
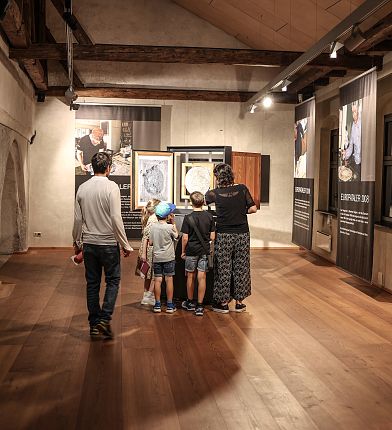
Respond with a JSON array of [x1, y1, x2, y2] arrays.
[[181, 162, 215, 199], [133, 150, 174, 209]]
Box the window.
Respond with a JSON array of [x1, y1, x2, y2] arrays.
[[382, 115, 392, 227], [328, 129, 339, 214]]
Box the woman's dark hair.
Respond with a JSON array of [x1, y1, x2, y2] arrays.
[[91, 152, 112, 174], [213, 163, 234, 187]]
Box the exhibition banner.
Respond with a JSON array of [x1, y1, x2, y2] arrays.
[[292, 97, 315, 249], [74, 105, 161, 239], [337, 69, 376, 281]]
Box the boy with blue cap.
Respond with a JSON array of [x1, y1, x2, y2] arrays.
[[149, 202, 178, 313]]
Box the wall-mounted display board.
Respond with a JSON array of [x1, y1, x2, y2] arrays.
[[167, 146, 232, 210], [133, 150, 174, 209], [232, 151, 262, 208], [292, 97, 315, 250], [74, 105, 161, 239], [336, 68, 376, 281]]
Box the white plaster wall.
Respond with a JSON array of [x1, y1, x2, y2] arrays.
[[29, 98, 75, 247], [165, 100, 295, 247], [30, 97, 294, 247], [0, 37, 35, 139], [0, 37, 35, 253]]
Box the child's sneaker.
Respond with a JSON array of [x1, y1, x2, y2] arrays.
[[166, 302, 177, 314], [234, 303, 246, 313], [195, 304, 204, 316], [181, 299, 195, 311], [141, 291, 155, 306], [153, 301, 162, 313]]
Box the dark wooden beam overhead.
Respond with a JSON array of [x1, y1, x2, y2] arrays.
[[1, 0, 30, 47], [366, 39, 392, 53], [45, 86, 297, 103], [288, 67, 331, 94], [9, 43, 382, 70], [45, 26, 83, 88], [49, 0, 93, 45], [353, 12, 392, 53], [0, 0, 47, 90], [325, 69, 347, 78]]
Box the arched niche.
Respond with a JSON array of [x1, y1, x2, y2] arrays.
[[0, 139, 27, 254]]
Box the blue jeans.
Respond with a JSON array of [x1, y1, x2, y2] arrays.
[[83, 244, 121, 327]]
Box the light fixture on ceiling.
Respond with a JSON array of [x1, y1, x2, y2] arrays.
[[329, 41, 344, 58], [344, 24, 366, 52], [281, 79, 292, 92], [262, 95, 273, 108], [250, 104, 257, 114]]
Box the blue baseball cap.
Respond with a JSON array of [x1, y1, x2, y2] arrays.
[[155, 202, 176, 218]]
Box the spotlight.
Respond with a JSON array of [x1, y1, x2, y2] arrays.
[[262, 96, 273, 108], [298, 93, 303, 103], [330, 41, 344, 58], [37, 92, 46, 103], [65, 86, 78, 106], [281, 79, 292, 92], [70, 102, 80, 111], [344, 25, 366, 52], [250, 104, 257, 114]]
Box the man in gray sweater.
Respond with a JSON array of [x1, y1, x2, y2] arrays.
[[73, 152, 132, 339]]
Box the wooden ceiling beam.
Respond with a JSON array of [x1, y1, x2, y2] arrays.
[[363, 39, 392, 54], [288, 67, 331, 93], [8, 43, 382, 70], [45, 86, 298, 103], [0, 0, 47, 90], [49, 0, 93, 45], [45, 26, 83, 88], [353, 12, 392, 53]]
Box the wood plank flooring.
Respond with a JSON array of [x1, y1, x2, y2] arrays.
[[1, 249, 392, 430]]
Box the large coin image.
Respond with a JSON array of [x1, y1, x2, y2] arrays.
[[185, 166, 211, 195], [143, 165, 164, 195]]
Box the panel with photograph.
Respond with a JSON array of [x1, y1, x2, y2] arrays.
[[75, 119, 132, 176], [133, 151, 173, 209], [338, 99, 362, 182]]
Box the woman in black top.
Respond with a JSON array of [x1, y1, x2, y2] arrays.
[[205, 163, 257, 313]]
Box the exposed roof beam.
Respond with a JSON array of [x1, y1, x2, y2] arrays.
[[45, 26, 83, 88], [9, 43, 381, 70], [366, 39, 392, 53], [0, 0, 47, 90], [288, 68, 331, 94], [49, 0, 93, 45], [353, 12, 392, 53], [45, 86, 297, 103], [246, 0, 390, 109]]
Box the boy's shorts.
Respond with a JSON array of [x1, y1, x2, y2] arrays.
[[185, 255, 208, 273], [153, 260, 176, 277]]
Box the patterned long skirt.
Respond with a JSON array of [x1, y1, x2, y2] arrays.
[[213, 232, 251, 303]]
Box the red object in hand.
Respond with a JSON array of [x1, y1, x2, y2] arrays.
[[71, 251, 84, 265]]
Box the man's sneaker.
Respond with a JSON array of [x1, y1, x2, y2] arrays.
[[212, 303, 229, 314], [166, 302, 177, 314], [235, 303, 246, 313], [97, 320, 113, 339], [153, 301, 162, 313], [181, 300, 195, 311], [90, 325, 100, 339], [141, 291, 155, 306], [195, 305, 204, 316]]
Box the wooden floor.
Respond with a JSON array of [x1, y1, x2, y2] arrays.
[[1, 249, 392, 430]]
